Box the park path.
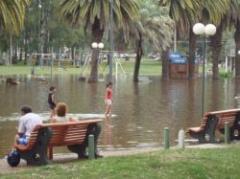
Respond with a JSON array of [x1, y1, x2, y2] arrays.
[[0, 144, 227, 175]]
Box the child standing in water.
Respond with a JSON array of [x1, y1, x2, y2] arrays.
[[48, 86, 56, 118], [104, 82, 113, 117]]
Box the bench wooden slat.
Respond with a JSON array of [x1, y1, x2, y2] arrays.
[[208, 109, 240, 115]]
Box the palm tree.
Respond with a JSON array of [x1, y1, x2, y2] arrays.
[[125, 1, 173, 82], [159, 0, 202, 79], [235, 19, 240, 78], [59, 0, 140, 83], [159, 0, 230, 79], [0, 0, 30, 34], [204, 0, 231, 80], [228, 0, 240, 78], [0, 0, 30, 65], [126, 16, 174, 82]]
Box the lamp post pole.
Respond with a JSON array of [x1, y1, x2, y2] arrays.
[[91, 42, 104, 80], [108, 0, 114, 82], [193, 23, 216, 116], [38, 0, 42, 67], [202, 36, 207, 116]]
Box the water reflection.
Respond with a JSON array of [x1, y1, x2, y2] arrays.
[[102, 116, 113, 149], [0, 75, 238, 157]]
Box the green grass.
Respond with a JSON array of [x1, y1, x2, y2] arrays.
[[2, 145, 240, 178], [0, 60, 231, 78], [0, 59, 162, 77]]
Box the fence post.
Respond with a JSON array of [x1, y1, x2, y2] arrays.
[[164, 127, 170, 149], [88, 135, 95, 159], [224, 122, 230, 144]]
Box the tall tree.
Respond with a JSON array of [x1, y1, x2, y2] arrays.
[[226, 0, 240, 78], [0, 0, 30, 34], [0, 0, 30, 64], [159, 0, 202, 79], [159, 0, 230, 79], [126, 1, 174, 82], [59, 0, 140, 83], [204, 0, 231, 80]]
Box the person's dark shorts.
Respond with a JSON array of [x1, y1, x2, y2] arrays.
[[49, 103, 56, 110]]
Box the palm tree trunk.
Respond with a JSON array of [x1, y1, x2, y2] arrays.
[[133, 32, 143, 82], [24, 32, 28, 65], [88, 17, 104, 83], [188, 28, 197, 79], [162, 49, 169, 80], [9, 35, 13, 65], [235, 20, 240, 78], [210, 22, 223, 80]]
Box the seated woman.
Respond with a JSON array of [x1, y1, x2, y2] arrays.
[[50, 102, 76, 122], [50, 102, 102, 158]]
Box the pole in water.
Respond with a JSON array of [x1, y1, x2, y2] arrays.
[[224, 122, 230, 144], [178, 129, 185, 149], [88, 135, 95, 159], [164, 127, 170, 149]]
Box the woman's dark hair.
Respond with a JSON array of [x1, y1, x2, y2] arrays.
[[106, 82, 112, 88], [49, 86, 55, 91], [21, 106, 32, 114]]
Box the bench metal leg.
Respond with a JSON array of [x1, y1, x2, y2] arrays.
[[230, 112, 240, 140], [189, 115, 218, 143], [67, 123, 101, 158]]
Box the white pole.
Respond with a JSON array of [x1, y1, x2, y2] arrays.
[[115, 58, 118, 81], [225, 56, 228, 73], [174, 24, 177, 52], [178, 129, 185, 149]]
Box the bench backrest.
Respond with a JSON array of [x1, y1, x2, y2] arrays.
[[20, 119, 102, 151], [198, 109, 240, 130], [207, 109, 240, 129], [41, 119, 102, 147]]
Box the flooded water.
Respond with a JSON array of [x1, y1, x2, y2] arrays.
[[0, 74, 239, 157]]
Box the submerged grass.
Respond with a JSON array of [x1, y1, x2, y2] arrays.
[[1, 145, 240, 179], [0, 59, 162, 77]]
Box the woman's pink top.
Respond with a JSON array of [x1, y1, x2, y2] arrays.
[[105, 88, 112, 100]]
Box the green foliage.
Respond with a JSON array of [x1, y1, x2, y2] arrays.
[[219, 69, 233, 78], [0, 0, 31, 35], [58, 0, 140, 38]]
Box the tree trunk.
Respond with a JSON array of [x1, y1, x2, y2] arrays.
[[210, 22, 223, 80], [71, 47, 75, 66], [24, 33, 28, 65], [133, 32, 143, 82], [9, 35, 13, 65], [188, 28, 197, 79], [235, 20, 240, 78], [19, 46, 23, 62], [162, 49, 169, 80], [88, 17, 104, 83]]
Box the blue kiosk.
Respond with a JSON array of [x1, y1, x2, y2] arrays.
[[168, 52, 189, 79]]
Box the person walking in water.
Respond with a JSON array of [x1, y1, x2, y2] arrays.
[[48, 86, 56, 118], [104, 82, 113, 117]]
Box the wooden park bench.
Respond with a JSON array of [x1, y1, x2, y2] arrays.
[[187, 109, 240, 143], [14, 119, 102, 166]]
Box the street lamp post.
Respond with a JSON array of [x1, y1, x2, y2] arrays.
[[91, 42, 104, 80], [193, 23, 216, 116], [108, 0, 114, 82], [38, 0, 42, 67]]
